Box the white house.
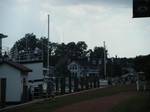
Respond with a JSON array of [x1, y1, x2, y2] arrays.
[[0, 61, 32, 104], [67, 60, 101, 91], [67, 60, 100, 77]]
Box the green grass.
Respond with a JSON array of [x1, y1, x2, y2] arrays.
[[4, 85, 136, 112], [110, 92, 150, 112]]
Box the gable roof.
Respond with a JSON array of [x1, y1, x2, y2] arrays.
[[0, 61, 32, 72]]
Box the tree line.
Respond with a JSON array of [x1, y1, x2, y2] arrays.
[[10, 33, 107, 75], [10, 33, 150, 85]]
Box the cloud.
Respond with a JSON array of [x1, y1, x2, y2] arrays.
[[46, 0, 132, 7], [0, 0, 150, 57]]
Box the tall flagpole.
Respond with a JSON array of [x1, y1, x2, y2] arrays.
[[47, 14, 55, 97], [43, 14, 50, 96], [47, 14, 50, 76]]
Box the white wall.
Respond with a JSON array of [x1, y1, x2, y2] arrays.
[[0, 64, 23, 102], [23, 62, 43, 87], [23, 62, 43, 81]]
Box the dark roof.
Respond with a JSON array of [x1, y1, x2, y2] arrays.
[[70, 58, 100, 69], [0, 33, 8, 38], [0, 61, 32, 72], [19, 60, 43, 64]]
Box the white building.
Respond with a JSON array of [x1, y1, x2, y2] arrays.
[[67, 60, 100, 77], [19, 60, 55, 98], [20, 61, 44, 98], [0, 61, 32, 104], [20, 61, 44, 87]]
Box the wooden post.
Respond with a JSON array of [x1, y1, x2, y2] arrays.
[[55, 77, 59, 94], [69, 76, 72, 93], [61, 77, 65, 94]]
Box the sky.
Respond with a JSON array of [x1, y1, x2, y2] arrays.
[[0, 0, 150, 58]]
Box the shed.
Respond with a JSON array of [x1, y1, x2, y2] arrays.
[[0, 61, 32, 104]]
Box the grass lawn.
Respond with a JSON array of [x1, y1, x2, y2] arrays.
[[4, 85, 136, 112], [109, 92, 150, 112]]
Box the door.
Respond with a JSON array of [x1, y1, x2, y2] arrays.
[[0, 78, 6, 107]]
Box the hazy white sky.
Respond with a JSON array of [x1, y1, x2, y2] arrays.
[[0, 0, 150, 57]]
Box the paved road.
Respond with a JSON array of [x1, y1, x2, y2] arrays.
[[54, 92, 136, 112]]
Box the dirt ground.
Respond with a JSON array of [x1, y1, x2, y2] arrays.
[[54, 92, 136, 112]]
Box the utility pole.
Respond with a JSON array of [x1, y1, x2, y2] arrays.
[[103, 41, 107, 80]]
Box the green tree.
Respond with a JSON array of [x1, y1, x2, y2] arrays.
[[10, 33, 58, 67], [76, 41, 88, 58], [54, 43, 67, 58], [10, 33, 39, 60], [90, 47, 107, 59]]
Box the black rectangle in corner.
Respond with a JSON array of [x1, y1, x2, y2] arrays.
[[133, 0, 150, 18]]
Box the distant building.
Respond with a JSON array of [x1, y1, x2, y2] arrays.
[[67, 59, 101, 78], [0, 60, 32, 104], [67, 59, 102, 91]]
